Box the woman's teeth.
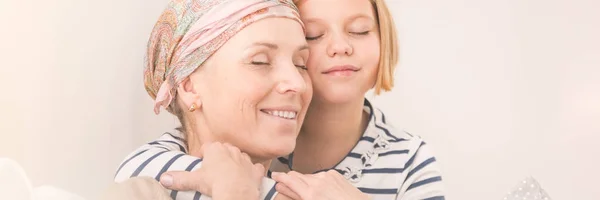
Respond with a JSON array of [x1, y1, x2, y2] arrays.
[[265, 110, 297, 119]]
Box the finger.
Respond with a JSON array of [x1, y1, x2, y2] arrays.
[[253, 163, 265, 174], [287, 171, 312, 185], [214, 142, 232, 159], [310, 171, 326, 179], [199, 142, 213, 158], [241, 152, 252, 163], [326, 169, 344, 179], [326, 169, 348, 186], [223, 143, 241, 161], [271, 172, 309, 198], [275, 183, 302, 200], [159, 171, 210, 195]]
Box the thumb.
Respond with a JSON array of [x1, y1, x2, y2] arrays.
[[160, 171, 210, 195]]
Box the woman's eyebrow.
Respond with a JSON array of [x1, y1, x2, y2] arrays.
[[248, 42, 278, 50]]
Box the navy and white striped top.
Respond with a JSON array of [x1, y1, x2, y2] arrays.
[[114, 99, 445, 200]]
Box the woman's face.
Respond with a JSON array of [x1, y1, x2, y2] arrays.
[[189, 17, 312, 161], [298, 0, 381, 104]]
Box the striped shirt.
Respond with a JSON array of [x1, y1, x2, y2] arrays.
[[114, 99, 445, 200], [113, 132, 279, 200]]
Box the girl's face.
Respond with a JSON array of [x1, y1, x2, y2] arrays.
[[298, 0, 381, 104]]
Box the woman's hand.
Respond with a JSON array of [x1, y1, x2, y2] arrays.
[[272, 170, 371, 200], [159, 142, 264, 199]]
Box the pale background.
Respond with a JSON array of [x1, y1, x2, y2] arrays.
[[1, 0, 598, 199]]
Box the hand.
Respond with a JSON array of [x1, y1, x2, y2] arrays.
[[159, 142, 265, 199], [272, 170, 370, 200]]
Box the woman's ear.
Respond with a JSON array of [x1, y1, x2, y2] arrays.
[[177, 76, 202, 112]]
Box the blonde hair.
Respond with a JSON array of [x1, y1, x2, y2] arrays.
[[370, 0, 399, 95], [294, 0, 399, 95]]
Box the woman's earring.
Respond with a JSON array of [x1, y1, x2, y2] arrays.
[[189, 103, 197, 112]]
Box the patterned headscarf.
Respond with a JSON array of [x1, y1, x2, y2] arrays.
[[144, 0, 303, 114]]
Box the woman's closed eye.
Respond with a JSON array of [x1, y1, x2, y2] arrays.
[[251, 61, 269, 65], [250, 54, 270, 65], [295, 64, 308, 70], [293, 55, 308, 71]]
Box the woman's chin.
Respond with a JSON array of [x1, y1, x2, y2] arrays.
[[262, 140, 297, 158]]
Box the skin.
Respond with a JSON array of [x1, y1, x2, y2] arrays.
[[290, 0, 381, 175], [170, 17, 313, 199], [162, 0, 385, 199], [177, 17, 312, 164], [272, 0, 381, 199]]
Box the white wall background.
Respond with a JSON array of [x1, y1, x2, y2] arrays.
[[1, 0, 598, 199]]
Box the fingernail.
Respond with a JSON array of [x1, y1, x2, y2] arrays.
[[160, 174, 173, 187]]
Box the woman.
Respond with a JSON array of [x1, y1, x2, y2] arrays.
[[117, 0, 446, 199], [113, 0, 313, 199]]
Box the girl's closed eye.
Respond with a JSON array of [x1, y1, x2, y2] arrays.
[[349, 20, 375, 36], [306, 34, 323, 41], [351, 30, 370, 35]]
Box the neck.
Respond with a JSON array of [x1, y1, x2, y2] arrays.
[[301, 97, 368, 142], [186, 122, 272, 170], [292, 97, 369, 173]]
